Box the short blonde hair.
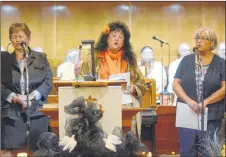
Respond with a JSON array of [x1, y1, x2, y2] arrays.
[[194, 27, 218, 50], [9, 22, 31, 40]]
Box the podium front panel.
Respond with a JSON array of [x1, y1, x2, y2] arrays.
[[59, 86, 122, 139]]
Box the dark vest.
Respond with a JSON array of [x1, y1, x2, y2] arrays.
[[175, 54, 225, 120]]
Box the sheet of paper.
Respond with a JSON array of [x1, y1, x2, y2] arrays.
[[109, 72, 132, 104], [109, 72, 130, 87], [176, 102, 208, 131], [121, 93, 132, 104]]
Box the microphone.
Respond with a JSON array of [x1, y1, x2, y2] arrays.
[[152, 36, 168, 44], [20, 41, 29, 58], [193, 47, 198, 53], [193, 47, 200, 60]]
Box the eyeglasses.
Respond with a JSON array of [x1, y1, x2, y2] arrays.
[[194, 36, 210, 41]]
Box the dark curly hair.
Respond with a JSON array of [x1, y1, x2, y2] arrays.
[[95, 21, 137, 67]]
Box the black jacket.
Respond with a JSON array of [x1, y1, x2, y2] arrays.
[[175, 54, 225, 120], [1, 49, 53, 120]]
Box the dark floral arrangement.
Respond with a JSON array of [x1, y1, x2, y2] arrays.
[[33, 96, 152, 157]]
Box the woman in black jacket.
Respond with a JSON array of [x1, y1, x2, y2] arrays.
[[1, 22, 53, 156], [173, 27, 225, 157]]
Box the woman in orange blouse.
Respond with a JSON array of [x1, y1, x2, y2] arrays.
[[80, 21, 147, 137]]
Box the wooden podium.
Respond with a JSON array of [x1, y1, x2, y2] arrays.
[[43, 80, 142, 139]]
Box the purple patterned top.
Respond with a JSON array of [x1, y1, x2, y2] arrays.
[[195, 63, 209, 103]]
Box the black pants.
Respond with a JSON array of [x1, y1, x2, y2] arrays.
[[1, 114, 49, 151], [179, 119, 223, 157]]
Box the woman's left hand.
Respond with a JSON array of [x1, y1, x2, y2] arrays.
[[130, 85, 138, 97], [197, 99, 209, 114], [74, 61, 83, 78], [18, 95, 32, 109], [130, 85, 135, 93]]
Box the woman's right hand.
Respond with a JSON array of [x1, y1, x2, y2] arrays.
[[187, 99, 200, 114], [74, 61, 83, 79], [12, 95, 24, 105]]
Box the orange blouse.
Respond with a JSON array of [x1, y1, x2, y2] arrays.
[[98, 49, 128, 79]]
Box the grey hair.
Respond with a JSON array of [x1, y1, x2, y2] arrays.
[[194, 27, 218, 50]]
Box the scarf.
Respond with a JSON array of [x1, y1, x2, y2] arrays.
[[99, 49, 128, 79]]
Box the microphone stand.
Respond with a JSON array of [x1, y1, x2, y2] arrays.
[[160, 42, 164, 105], [197, 54, 205, 136], [154, 39, 169, 105], [23, 48, 31, 155], [75, 45, 82, 82]]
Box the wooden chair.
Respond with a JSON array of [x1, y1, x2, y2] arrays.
[[138, 65, 156, 108], [47, 77, 60, 103], [142, 78, 156, 108], [49, 77, 60, 95], [47, 95, 58, 104]]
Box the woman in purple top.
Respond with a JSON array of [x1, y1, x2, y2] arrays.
[[173, 27, 225, 157]]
